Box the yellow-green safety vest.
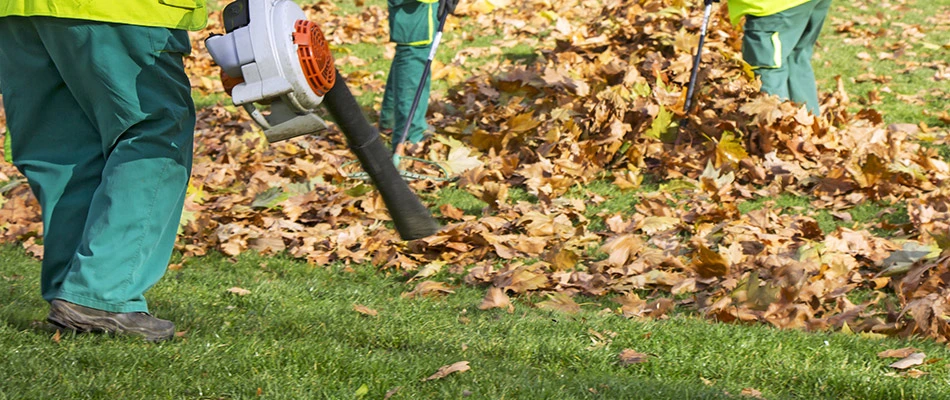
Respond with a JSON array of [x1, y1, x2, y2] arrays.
[[727, 0, 810, 25], [0, 0, 208, 31]]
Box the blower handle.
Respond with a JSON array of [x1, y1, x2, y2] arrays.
[[323, 69, 441, 240]]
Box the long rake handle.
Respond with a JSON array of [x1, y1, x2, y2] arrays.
[[683, 1, 714, 115], [393, 7, 450, 156]]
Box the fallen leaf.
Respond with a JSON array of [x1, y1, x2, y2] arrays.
[[384, 387, 401, 399], [618, 348, 649, 365], [227, 287, 251, 296], [889, 352, 926, 369], [740, 388, 764, 398], [878, 347, 918, 359], [422, 361, 471, 381], [691, 245, 729, 278], [478, 286, 514, 312], [536, 292, 581, 314], [402, 281, 455, 299], [904, 369, 928, 378], [353, 304, 379, 317]]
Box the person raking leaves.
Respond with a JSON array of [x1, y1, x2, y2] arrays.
[[728, 0, 831, 115], [380, 0, 459, 159], [0, 0, 208, 341]]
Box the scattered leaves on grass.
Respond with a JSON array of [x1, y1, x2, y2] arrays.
[[0, 0, 949, 343], [421, 361, 471, 381]]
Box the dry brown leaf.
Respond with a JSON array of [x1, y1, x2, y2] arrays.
[[227, 287, 251, 296], [353, 304, 379, 317], [536, 292, 581, 314], [478, 286, 514, 312], [402, 281, 455, 299], [618, 348, 649, 365], [878, 347, 918, 359], [421, 361, 471, 382], [691, 245, 729, 279], [889, 352, 926, 369]]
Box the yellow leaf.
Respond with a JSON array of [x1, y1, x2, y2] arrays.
[[715, 131, 749, 167], [645, 105, 675, 141], [507, 112, 541, 133], [640, 216, 680, 235], [442, 145, 483, 175]]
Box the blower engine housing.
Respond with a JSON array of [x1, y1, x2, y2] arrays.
[[205, 0, 336, 142]]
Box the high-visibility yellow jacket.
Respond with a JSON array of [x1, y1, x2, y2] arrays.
[[0, 0, 208, 31], [727, 0, 810, 25]]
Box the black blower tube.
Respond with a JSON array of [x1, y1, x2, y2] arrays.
[[322, 69, 441, 240]]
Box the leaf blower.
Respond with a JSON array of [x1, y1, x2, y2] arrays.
[[205, 0, 440, 240]]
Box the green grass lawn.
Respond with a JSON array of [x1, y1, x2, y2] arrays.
[[3, 245, 950, 399]]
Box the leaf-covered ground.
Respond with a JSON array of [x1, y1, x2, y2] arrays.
[[1, 0, 949, 344]]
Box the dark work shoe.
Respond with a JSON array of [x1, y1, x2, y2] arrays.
[[47, 299, 175, 342]]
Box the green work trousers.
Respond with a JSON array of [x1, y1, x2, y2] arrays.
[[381, 0, 437, 147], [741, 0, 831, 115], [0, 17, 195, 313]]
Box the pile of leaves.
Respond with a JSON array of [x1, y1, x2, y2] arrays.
[[2, 0, 950, 342]]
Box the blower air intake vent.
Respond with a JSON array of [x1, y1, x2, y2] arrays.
[[293, 20, 335, 97]]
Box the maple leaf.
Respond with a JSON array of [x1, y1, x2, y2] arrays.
[[441, 145, 483, 175]]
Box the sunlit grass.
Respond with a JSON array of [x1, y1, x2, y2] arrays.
[[3, 245, 950, 399]]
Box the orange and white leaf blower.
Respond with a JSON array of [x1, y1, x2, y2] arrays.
[[206, 0, 440, 240]]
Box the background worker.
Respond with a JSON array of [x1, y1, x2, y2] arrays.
[[380, 0, 458, 153], [728, 0, 832, 115], [0, 1, 207, 341]]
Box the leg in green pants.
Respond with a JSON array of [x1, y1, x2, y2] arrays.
[[741, 0, 831, 115], [381, 0, 437, 147], [0, 17, 195, 313]]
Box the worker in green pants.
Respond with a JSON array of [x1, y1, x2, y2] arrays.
[[0, 1, 207, 342], [728, 0, 831, 115], [380, 0, 457, 151]]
